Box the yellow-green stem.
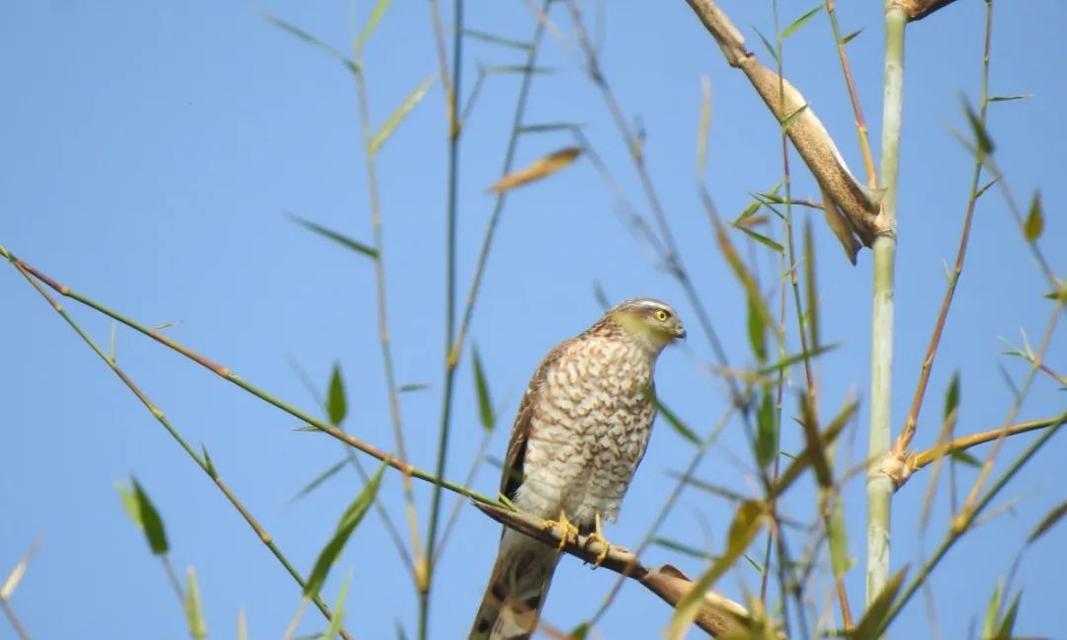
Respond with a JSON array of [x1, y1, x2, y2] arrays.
[[868, 1, 905, 611]]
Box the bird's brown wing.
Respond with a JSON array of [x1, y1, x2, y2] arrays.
[[500, 339, 571, 499]]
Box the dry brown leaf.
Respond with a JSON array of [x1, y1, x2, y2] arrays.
[[487, 146, 582, 193]]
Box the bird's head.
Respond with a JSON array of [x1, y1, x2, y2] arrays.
[[606, 298, 686, 351]]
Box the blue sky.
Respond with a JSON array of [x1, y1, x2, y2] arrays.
[[2, 1, 1064, 638]]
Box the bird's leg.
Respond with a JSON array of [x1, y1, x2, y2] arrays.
[[583, 512, 612, 567], [542, 509, 580, 551]]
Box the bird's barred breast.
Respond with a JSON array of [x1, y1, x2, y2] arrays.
[[513, 337, 657, 528]]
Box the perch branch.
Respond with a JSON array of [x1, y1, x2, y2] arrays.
[[682, 0, 884, 250], [472, 502, 761, 638]]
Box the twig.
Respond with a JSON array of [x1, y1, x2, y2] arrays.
[[824, 0, 878, 189], [0, 599, 31, 640], [891, 414, 1066, 488], [0, 247, 500, 507], [352, 35, 424, 587], [472, 503, 759, 638], [6, 256, 352, 640], [893, 0, 994, 456]]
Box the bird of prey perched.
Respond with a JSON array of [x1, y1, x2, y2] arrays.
[[470, 298, 686, 639]]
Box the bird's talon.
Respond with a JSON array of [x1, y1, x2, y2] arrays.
[[542, 510, 579, 551]]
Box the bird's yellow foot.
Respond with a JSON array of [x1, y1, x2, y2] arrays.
[[583, 513, 616, 567], [542, 509, 580, 551]]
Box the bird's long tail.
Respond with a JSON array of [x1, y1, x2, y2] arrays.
[[470, 528, 560, 640]]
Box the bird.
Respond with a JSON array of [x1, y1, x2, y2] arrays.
[[470, 298, 686, 640]]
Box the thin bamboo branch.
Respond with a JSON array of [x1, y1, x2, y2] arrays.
[[0, 247, 500, 508], [472, 503, 759, 638], [907, 413, 1067, 476], [824, 0, 878, 189], [7, 259, 352, 640], [451, 0, 551, 361], [681, 0, 884, 249], [352, 47, 424, 586], [867, 0, 906, 612], [422, 0, 465, 636], [0, 599, 31, 640], [893, 0, 993, 456]]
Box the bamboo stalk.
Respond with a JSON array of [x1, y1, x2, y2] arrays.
[[867, 0, 906, 612]]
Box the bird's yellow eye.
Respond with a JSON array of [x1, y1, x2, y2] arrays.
[[654, 309, 669, 322]]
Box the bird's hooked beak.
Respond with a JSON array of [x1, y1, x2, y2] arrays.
[[671, 319, 687, 342]]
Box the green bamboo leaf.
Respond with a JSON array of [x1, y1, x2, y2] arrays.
[[804, 218, 820, 350], [943, 371, 960, 421], [1, 539, 40, 600], [320, 571, 352, 639], [771, 397, 857, 499], [471, 344, 495, 432], [755, 391, 777, 468], [652, 537, 715, 561], [747, 292, 768, 363], [710, 212, 777, 345], [305, 461, 387, 598], [185, 566, 208, 640], [667, 500, 765, 637], [517, 122, 586, 134], [462, 28, 532, 51], [1028, 499, 1067, 544], [753, 28, 779, 66], [841, 28, 863, 45], [849, 566, 907, 639], [327, 363, 347, 425], [654, 397, 701, 446], [292, 458, 349, 502], [994, 591, 1022, 639], [568, 622, 591, 640], [963, 100, 994, 154], [481, 65, 555, 75], [1024, 192, 1044, 241], [395, 620, 409, 640], [951, 450, 981, 467], [975, 177, 1000, 200], [988, 93, 1033, 103], [734, 198, 762, 225], [982, 579, 1004, 640], [827, 497, 851, 576], [354, 0, 394, 56], [290, 215, 378, 260], [398, 383, 431, 393], [781, 4, 823, 40], [262, 14, 359, 76], [119, 477, 169, 555], [756, 343, 837, 377], [735, 224, 784, 253], [369, 75, 435, 154], [798, 393, 833, 488], [202, 445, 217, 479]]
